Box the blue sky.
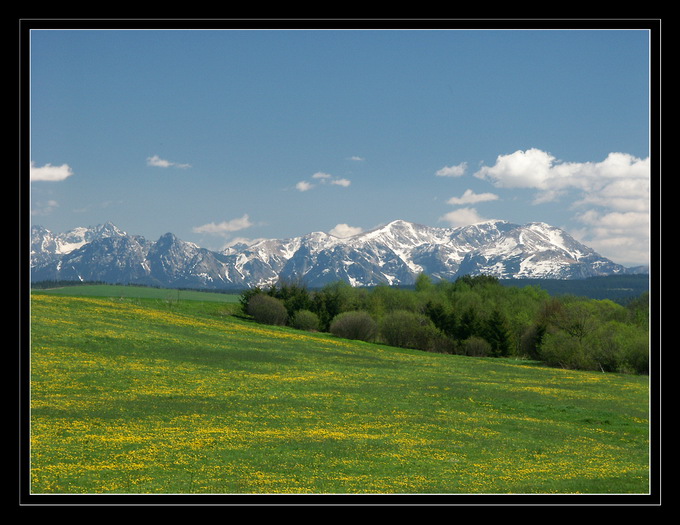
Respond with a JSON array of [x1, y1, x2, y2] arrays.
[[29, 27, 652, 266]]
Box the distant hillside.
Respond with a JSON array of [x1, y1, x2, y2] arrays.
[[499, 273, 649, 303]]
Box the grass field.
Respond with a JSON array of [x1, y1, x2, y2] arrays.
[[35, 283, 241, 303], [29, 285, 650, 496]]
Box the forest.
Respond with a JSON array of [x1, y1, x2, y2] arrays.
[[240, 274, 650, 375]]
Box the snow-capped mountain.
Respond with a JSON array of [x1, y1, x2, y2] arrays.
[[30, 219, 644, 289]]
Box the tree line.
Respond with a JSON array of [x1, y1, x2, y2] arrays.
[[239, 274, 650, 375]]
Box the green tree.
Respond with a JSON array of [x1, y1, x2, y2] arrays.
[[557, 300, 599, 343], [423, 299, 457, 338], [539, 330, 596, 370], [415, 272, 434, 293], [267, 280, 312, 318], [483, 309, 512, 357], [455, 274, 500, 290], [626, 291, 650, 328], [456, 307, 479, 341], [311, 281, 356, 331], [239, 287, 263, 314], [520, 323, 546, 360]]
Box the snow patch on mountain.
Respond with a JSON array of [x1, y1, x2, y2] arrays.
[[30, 219, 642, 289]]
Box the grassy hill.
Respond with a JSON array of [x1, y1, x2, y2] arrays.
[[28, 289, 650, 496], [32, 283, 241, 303]]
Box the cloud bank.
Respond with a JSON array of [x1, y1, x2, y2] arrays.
[[438, 148, 651, 265]]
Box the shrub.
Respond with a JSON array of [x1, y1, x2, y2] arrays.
[[290, 309, 320, 332], [621, 332, 649, 375], [329, 311, 377, 342], [459, 336, 492, 357], [539, 330, 596, 371], [379, 310, 443, 352], [239, 287, 263, 314], [605, 321, 649, 374], [246, 293, 288, 326]]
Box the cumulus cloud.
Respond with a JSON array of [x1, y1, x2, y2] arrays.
[[330, 178, 351, 187], [312, 172, 332, 180], [296, 181, 315, 192], [147, 155, 191, 169], [474, 148, 651, 265], [474, 149, 555, 189], [438, 189, 498, 230], [573, 177, 650, 213], [349, 156, 365, 161], [30, 162, 73, 182], [474, 149, 649, 204], [435, 162, 468, 177], [329, 223, 363, 238], [447, 189, 499, 206], [439, 207, 488, 228], [192, 214, 254, 237], [574, 209, 650, 266]]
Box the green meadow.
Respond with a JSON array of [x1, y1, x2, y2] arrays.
[[29, 285, 650, 495]]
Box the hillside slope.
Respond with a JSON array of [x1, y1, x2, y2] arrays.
[[29, 293, 650, 495]]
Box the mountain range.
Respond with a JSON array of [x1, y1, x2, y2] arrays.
[[30, 219, 648, 290]]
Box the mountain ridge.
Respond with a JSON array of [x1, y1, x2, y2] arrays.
[[30, 219, 648, 290]]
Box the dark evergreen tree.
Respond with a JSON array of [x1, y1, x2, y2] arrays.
[[456, 307, 479, 341], [311, 281, 355, 332], [423, 299, 457, 338], [267, 280, 312, 319], [483, 309, 512, 357]]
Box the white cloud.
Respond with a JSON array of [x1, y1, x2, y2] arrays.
[[30, 162, 73, 182], [330, 178, 351, 187], [192, 214, 254, 236], [474, 149, 649, 202], [439, 207, 487, 228], [296, 172, 351, 191], [573, 177, 650, 213], [329, 223, 363, 238], [349, 156, 365, 161], [296, 181, 315, 192], [435, 162, 467, 177], [474, 148, 651, 266], [447, 189, 499, 205], [474, 149, 555, 189], [574, 210, 650, 266], [147, 155, 191, 169]]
